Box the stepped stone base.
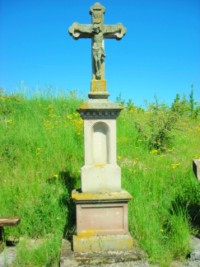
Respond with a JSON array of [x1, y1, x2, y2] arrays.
[[72, 189, 133, 253], [60, 239, 146, 267], [73, 234, 133, 252]]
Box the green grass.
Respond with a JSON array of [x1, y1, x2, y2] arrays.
[[0, 90, 199, 266]]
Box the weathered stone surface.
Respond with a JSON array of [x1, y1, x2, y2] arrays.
[[78, 99, 122, 119], [79, 106, 122, 192], [190, 236, 200, 260], [79, 99, 122, 109], [76, 203, 128, 236], [72, 189, 132, 202], [91, 78, 106, 92], [0, 247, 17, 267], [78, 101, 123, 193], [73, 234, 133, 253], [89, 80, 109, 98], [72, 190, 132, 242], [193, 159, 200, 180], [60, 238, 147, 267], [60, 236, 200, 266], [81, 164, 121, 193]]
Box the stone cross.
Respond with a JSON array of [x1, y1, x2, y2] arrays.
[[69, 2, 126, 98], [66, 3, 134, 254]]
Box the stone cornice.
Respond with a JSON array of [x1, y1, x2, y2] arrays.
[[72, 189, 132, 203], [78, 109, 121, 119], [77, 99, 123, 119]]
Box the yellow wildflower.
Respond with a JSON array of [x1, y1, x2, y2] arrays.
[[5, 119, 13, 124], [150, 149, 158, 155], [171, 163, 180, 169], [36, 148, 41, 156], [195, 126, 200, 132], [48, 113, 57, 118], [66, 114, 72, 120]]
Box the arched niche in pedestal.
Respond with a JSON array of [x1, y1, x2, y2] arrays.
[[92, 122, 109, 165]]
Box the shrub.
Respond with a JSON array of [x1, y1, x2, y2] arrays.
[[134, 101, 177, 152]]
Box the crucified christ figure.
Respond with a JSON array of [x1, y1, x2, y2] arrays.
[[92, 25, 106, 80]]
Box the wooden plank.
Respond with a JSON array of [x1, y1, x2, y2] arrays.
[[0, 217, 20, 227]]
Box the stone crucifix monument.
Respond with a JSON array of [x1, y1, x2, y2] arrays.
[[69, 2, 133, 252]]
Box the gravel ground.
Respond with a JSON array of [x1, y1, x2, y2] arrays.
[[0, 246, 17, 267]]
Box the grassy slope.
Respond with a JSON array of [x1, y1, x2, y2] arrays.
[[0, 92, 199, 266], [118, 110, 200, 265]]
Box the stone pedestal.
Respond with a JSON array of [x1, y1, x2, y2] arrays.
[[72, 190, 133, 252], [89, 79, 109, 99], [69, 98, 134, 252]]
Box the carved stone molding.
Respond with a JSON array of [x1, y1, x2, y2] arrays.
[[78, 108, 121, 119]]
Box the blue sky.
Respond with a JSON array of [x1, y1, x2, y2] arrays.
[[0, 0, 200, 106]]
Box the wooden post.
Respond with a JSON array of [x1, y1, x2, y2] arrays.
[[0, 227, 4, 253], [0, 217, 20, 252]]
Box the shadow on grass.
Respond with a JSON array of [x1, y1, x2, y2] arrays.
[[187, 203, 200, 237], [59, 171, 77, 242], [172, 198, 200, 237]]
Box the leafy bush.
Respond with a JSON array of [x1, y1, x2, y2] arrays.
[[134, 101, 177, 152]]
